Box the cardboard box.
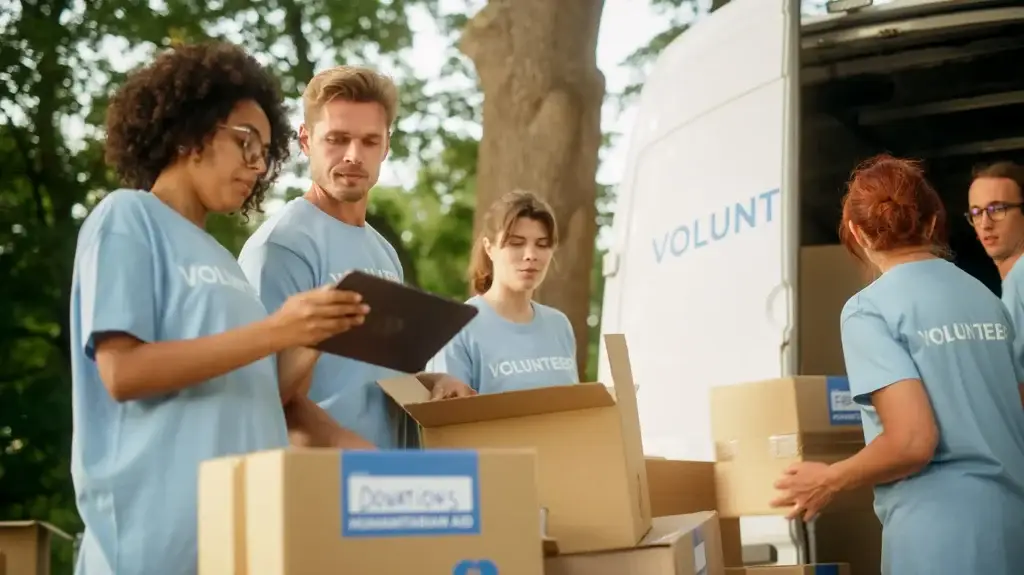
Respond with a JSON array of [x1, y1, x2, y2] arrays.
[[799, 246, 872, 376], [0, 550, 6, 575], [646, 457, 716, 516], [711, 377, 871, 517], [545, 511, 725, 575], [726, 564, 851, 575], [0, 521, 73, 575], [198, 455, 247, 575], [379, 334, 650, 553], [199, 448, 544, 575], [645, 457, 742, 567]]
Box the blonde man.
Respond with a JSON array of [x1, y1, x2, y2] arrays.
[[239, 66, 471, 448]]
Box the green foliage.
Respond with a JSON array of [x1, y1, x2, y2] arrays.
[[0, 1, 463, 571]]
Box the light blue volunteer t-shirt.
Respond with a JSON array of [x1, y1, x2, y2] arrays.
[[840, 258, 1024, 574], [238, 197, 404, 448], [1001, 256, 1024, 369], [69, 190, 289, 575], [428, 295, 578, 394]]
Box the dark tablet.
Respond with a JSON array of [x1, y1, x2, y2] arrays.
[[313, 270, 479, 373]]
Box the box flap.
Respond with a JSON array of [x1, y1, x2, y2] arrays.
[[381, 380, 616, 427], [604, 334, 637, 412], [0, 520, 73, 541], [636, 511, 714, 548], [378, 375, 432, 406]]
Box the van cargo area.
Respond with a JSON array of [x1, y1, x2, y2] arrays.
[[799, 0, 1024, 294]]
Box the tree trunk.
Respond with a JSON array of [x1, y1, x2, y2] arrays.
[[460, 0, 606, 378]]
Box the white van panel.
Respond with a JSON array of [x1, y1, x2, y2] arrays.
[[600, 0, 794, 463]]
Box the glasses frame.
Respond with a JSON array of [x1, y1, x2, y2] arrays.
[[219, 124, 268, 169], [964, 202, 1024, 225]]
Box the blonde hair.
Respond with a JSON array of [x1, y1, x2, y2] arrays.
[[302, 66, 399, 127], [468, 191, 559, 295]]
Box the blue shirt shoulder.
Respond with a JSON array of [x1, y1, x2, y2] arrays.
[[430, 296, 578, 394], [71, 189, 287, 575], [839, 258, 1024, 564], [238, 198, 405, 448]]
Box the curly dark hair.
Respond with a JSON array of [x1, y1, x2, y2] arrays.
[[104, 41, 293, 217]]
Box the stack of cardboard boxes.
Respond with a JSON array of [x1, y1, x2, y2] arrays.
[[200, 334, 734, 574], [197, 246, 878, 574], [637, 246, 882, 575]]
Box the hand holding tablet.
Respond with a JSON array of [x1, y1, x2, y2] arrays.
[[313, 271, 479, 373]]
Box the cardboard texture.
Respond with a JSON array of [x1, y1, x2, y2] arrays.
[[799, 246, 871, 376], [645, 457, 742, 567], [545, 511, 725, 575], [711, 377, 872, 517], [0, 521, 73, 575], [379, 333, 651, 554], [198, 455, 247, 575], [199, 448, 544, 575], [725, 564, 851, 575]]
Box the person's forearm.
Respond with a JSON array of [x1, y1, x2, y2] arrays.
[[284, 395, 374, 449], [100, 318, 282, 402], [277, 347, 320, 403], [827, 432, 931, 492]]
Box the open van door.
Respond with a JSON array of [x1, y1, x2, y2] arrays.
[[599, 0, 801, 462]]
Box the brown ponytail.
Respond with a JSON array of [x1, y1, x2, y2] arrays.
[[467, 190, 559, 295], [469, 236, 494, 294]]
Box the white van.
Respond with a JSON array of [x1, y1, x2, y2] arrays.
[[598, 0, 1024, 563]]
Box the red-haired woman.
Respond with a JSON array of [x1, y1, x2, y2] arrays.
[[771, 154, 1024, 573]]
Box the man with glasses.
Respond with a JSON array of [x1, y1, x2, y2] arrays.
[[968, 161, 1024, 280], [968, 161, 1024, 406]]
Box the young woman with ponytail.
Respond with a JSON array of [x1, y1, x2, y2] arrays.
[[430, 190, 578, 394]]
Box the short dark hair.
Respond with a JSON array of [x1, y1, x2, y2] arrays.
[[973, 161, 1024, 201], [104, 41, 293, 217]]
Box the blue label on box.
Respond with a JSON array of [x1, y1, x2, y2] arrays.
[[452, 559, 499, 575], [826, 376, 861, 425], [814, 564, 841, 575], [692, 528, 707, 575], [341, 450, 481, 538]]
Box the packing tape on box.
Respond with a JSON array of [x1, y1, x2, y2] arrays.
[[715, 440, 739, 462], [715, 431, 865, 461]]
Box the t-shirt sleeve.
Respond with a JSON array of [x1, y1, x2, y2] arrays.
[[77, 231, 157, 359], [1001, 273, 1024, 382], [239, 242, 317, 313], [840, 302, 920, 405], [429, 333, 476, 391], [561, 312, 580, 382]]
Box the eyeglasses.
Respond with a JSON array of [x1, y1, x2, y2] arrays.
[[219, 125, 268, 168], [964, 202, 1024, 225]]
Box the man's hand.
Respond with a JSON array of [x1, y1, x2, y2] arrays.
[[429, 375, 476, 401]]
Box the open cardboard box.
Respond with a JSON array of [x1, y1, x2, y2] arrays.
[[377, 334, 652, 554]]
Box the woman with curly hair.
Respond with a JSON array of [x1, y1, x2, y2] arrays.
[[70, 42, 367, 575]]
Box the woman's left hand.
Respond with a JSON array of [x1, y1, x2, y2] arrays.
[[770, 461, 838, 521]]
